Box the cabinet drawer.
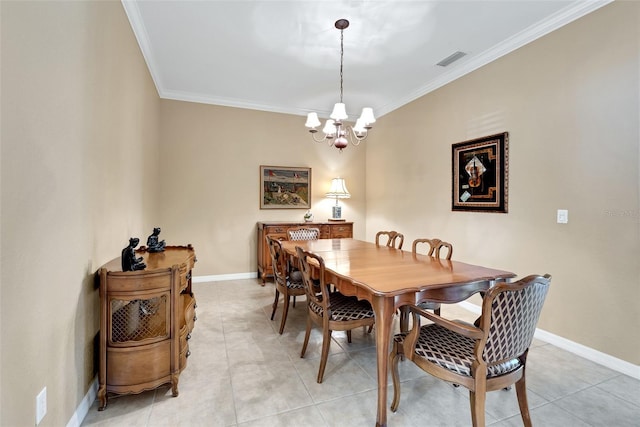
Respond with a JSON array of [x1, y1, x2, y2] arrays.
[[184, 295, 196, 332], [265, 226, 288, 234], [318, 225, 331, 239], [330, 225, 353, 238], [106, 270, 171, 293], [180, 346, 190, 371]]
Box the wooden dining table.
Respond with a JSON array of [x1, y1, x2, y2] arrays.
[[281, 238, 515, 427]]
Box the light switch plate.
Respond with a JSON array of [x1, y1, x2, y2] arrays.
[[557, 209, 568, 224]]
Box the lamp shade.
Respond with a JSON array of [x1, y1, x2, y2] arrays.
[[330, 103, 348, 121], [326, 178, 351, 199], [305, 112, 321, 128]]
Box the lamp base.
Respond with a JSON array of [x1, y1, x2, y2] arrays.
[[331, 205, 342, 220]]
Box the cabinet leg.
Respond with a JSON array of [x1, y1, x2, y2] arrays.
[[98, 386, 107, 411], [172, 375, 179, 397]]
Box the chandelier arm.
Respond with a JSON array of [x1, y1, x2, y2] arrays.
[[348, 127, 368, 144], [310, 132, 329, 144]]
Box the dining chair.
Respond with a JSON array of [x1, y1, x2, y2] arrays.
[[375, 230, 404, 249], [390, 274, 552, 427], [410, 238, 454, 317], [288, 227, 320, 241], [296, 246, 376, 383], [412, 238, 453, 261], [287, 227, 320, 299], [266, 236, 306, 334]]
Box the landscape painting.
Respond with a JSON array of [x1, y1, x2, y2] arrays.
[[260, 166, 311, 209]]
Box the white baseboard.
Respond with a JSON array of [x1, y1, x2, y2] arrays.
[[458, 301, 640, 380], [192, 272, 257, 283], [67, 377, 98, 427]]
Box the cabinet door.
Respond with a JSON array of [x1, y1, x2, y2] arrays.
[[107, 340, 171, 386], [108, 290, 170, 346]]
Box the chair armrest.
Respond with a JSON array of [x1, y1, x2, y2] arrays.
[[408, 305, 483, 340], [403, 304, 483, 362]]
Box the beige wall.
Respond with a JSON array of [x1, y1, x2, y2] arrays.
[[365, 1, 639, 364], [1, 1, 160, 425], [157, 100, 366, 275]]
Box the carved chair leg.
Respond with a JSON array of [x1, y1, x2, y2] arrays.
[[300, 315, 312, 358], [278, 295, 290, 334], [515, 375, 532, 427], [317, 328, 333, 383], [270, 289, 280, 321], [469, 383, 487, 426]]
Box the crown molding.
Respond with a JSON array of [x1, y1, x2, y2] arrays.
[[122, 0, 613, 118]]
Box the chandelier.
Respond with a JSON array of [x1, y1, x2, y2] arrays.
[[304, 19, 376, 151]]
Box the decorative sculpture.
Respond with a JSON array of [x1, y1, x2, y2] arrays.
[[304, 210, 314, 222], [121, 237, 146, 271], [146, 227, 166, 252]]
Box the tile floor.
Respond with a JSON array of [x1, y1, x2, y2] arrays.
[[82, 278, 640, 426]]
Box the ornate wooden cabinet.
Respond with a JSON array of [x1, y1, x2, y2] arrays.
[[257, 221, 353, 283], [97, 245, 196, 410]]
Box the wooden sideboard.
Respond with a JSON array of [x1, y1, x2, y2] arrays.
[[257, 221, 353, 283], [97, 245, 196, 410]]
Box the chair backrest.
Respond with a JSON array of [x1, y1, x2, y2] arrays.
[[266, 236, 287, 285], [288, 227, 320, 241], [295, 246, 330, 316], [479, 274, 551, 365], [412, 238, 453, 260], [375, 231, 404, 249]]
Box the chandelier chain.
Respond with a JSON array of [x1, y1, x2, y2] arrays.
[[339, 28, 344, 103]]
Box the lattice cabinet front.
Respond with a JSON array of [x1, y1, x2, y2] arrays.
[[97, 245, 196, 410], [109, 293, 170, 343]]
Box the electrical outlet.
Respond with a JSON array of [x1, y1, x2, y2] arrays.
[[36, 387, 47, 425]]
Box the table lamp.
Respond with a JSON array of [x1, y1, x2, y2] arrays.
[[326, 177, 351, 221]]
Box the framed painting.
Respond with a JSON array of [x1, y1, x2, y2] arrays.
[[452, 132, 509, 213], [260, 165, 311, 209]]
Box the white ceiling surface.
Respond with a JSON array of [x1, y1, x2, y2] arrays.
[[123, 0, 611, 120]]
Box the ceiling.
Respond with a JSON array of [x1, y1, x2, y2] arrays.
[[122, 1, 610, 120]]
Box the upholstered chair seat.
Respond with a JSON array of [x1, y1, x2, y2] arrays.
[[393, 324, 521, 378]]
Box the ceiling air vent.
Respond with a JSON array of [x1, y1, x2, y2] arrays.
[[436, 51, 467, 67]]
